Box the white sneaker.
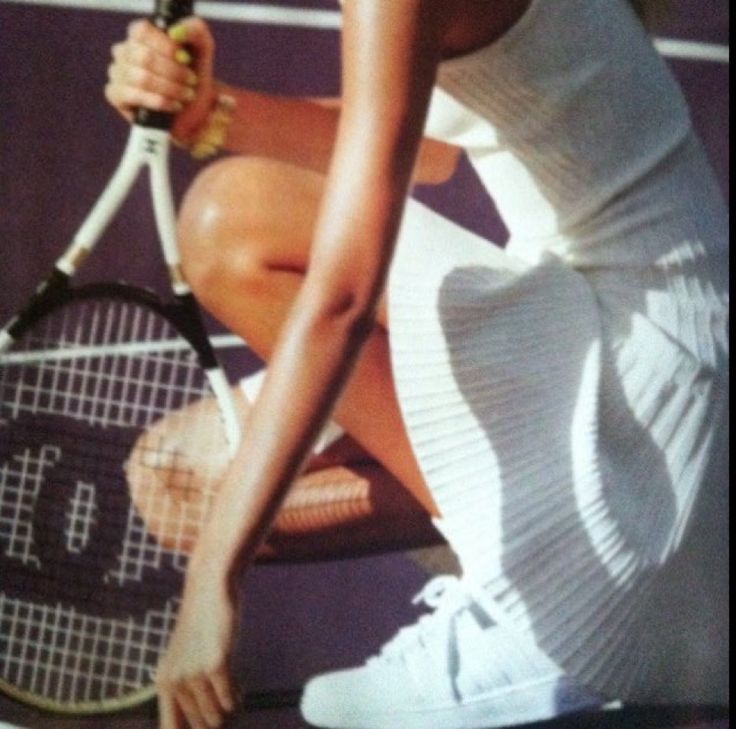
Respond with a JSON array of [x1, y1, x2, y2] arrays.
[[300, 576, 604, 728]]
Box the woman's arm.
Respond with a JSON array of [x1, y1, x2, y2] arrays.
[[191, 0, 445, 580], [219, 87, 459, 184], [155, 1, 448, 726], [105, 17, 459, 185]]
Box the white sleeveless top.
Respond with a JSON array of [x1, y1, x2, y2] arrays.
[[422, 0, 727, 362], [425, 0, 689, 243]]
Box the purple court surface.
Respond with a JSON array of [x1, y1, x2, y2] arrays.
[[0, 1, 729, 727]]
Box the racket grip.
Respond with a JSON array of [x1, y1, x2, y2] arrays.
[[134, 0, 196, 130]]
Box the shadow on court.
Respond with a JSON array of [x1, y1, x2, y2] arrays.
[[0, 690, 729, 729]]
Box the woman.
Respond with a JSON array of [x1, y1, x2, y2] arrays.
[[106, 0, 728, 727]]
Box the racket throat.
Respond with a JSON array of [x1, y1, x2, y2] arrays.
[[1, 269, 70, 346], [57, 127, 188, 293]]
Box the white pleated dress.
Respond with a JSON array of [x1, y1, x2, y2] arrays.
[[386, 0, 729, 701]]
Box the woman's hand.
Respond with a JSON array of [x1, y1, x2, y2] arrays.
[[105, 16, 217, 145], [156, 567, 237, 729]]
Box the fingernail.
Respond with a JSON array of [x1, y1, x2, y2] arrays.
[[191, 143, 217, 159], [168, 24, 188, 43], [182, 87, 196, 102], [172, 101, 184, 113], [175, 48, 192, 65], [186, 70, 199, 86]]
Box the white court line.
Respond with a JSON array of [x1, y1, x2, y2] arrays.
[[0, 0, 730, 62], [654, 37, 729, 63], [0, 0, 342, 28], [0, 333, 246, 365]]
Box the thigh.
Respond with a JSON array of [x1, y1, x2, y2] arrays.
[[178, 155, 389, 325], [179, 155, 322, 267]]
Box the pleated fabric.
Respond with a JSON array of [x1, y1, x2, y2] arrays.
[[387, 192, 727, 700], [388, 167, 730, 705], [382, 0, 728, 701]]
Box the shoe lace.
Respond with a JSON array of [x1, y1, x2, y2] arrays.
[[369, 575, 515, 666]]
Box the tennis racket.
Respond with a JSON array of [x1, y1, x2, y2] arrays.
[[0, 0, 243, 714]]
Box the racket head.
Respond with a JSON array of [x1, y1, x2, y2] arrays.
[[0, 283, 235, 714]]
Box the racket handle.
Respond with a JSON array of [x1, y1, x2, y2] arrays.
[[135, 0, 196, 130]]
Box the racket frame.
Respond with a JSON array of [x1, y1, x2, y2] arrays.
[[0, 281, 237, 715], [0, 0, 246, 713], [0, 109, 240, 455]]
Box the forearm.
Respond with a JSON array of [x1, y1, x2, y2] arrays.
[[185, 0, 447, 589], [189, 295, 372, 587], [218, 84, 460, 183], [219, 85, 339, 174], [103, 17, 459, 183]]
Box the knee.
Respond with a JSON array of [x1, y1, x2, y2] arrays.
[[177, 156, 283, 299], [125, 396, 231, 553]]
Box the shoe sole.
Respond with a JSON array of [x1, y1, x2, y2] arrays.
[[301, 674, 608, 728]]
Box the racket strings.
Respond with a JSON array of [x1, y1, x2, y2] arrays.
[[64, 480, 96, 554], [0, 593, 177, 702], [0, 296, 227, 706], [2, 300, 197, 426]]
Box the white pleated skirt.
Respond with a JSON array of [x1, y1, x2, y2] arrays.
[[386, 195, 728, 700]]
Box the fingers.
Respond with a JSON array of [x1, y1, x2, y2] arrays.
[[112, 39, 198, 90], [105, 69, 192, 117], [175, 685, 211, 729], [189, 677, 228, 728], [159, 691, 185, 729], [210, 667, 236, 716], [166, 17, 216, 80], [158, 667, 236, 729], [105, 17, 215, 121]]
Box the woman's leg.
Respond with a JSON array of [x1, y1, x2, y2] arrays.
[[126, 385, 440, 558], [125, 154, 440, 556], [177, 155, 438, 516]]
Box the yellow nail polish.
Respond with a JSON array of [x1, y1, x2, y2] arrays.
[[168, 24, 188, 43], [186, 71, 199, 86], [175, 48, 192, 65], [192, 143, 217, 159]]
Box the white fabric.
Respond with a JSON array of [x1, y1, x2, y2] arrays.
[[386, 0, 728, 702], [239, 370, 344, 454]]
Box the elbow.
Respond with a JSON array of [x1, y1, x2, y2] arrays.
[[324, 289, 378, 345], [346, 301, 379, 345], [301, 282, 379, 347]]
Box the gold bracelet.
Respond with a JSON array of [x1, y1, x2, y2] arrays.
[[180, 89, 237, 160]]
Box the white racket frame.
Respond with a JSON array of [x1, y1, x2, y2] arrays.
[[3, 124, 241, 454]]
